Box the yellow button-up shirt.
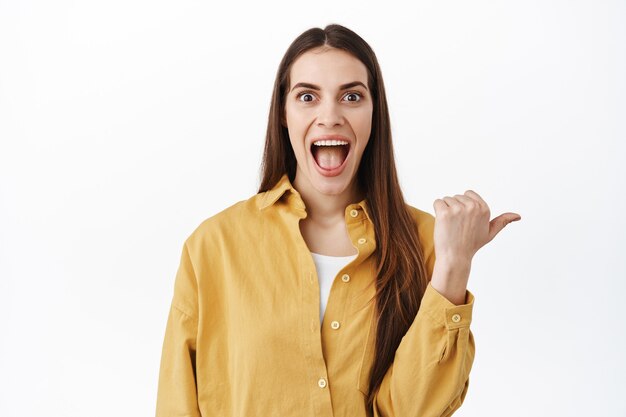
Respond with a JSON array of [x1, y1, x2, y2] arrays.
[[156, 173, 475, 417]]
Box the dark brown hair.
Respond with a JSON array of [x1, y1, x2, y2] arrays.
[[257, 24, 429, 409]]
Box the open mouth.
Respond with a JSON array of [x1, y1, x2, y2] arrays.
[[310, 140, 350, 171]]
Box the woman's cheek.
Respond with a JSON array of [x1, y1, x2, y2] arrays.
[[354, 109, 373, 138]]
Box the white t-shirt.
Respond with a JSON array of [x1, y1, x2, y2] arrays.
[[310, 251, 358, 324]]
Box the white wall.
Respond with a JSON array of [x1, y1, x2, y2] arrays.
[[1, 0, 624, 415]]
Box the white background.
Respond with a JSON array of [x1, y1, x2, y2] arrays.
[[1, 0, 624, 416]]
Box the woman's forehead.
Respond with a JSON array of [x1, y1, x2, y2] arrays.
[[289, 48, 368, 89]]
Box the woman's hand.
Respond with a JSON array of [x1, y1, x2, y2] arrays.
[[429, 190, 521, 305]]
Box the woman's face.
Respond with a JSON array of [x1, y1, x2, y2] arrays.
[[283, 46, 373, 198]]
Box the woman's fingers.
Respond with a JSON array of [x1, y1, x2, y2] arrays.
[[433, 189, 521, 258], [443, 196, 462, 209], [463, 189, 485, 203], [488, 212, 522, 242], [433, 198, 447, 213]]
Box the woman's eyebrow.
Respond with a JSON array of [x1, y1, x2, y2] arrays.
[[290, 81, 368, 92]]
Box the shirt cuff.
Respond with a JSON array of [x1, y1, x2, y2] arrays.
[[421, 282, 474, 330]]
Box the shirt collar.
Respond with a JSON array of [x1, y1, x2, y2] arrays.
[[258, 173, 296, 210], [258, 173, 372, 221]]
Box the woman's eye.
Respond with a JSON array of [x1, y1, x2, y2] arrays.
[[344, 92, 362, 102], [298, 93, 315, 102]]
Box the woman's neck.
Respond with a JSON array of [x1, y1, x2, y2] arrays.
[[292, 171, 364, 227]]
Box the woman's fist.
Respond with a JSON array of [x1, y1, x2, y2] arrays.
[[433, 190, 521, 265], [429, 190, 520, 304]]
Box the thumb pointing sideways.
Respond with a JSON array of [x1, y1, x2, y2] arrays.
[[488, 212, 522, 242]]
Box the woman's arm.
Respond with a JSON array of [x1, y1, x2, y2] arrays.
[[371, 272, 475, 417], [155, 241, 202, 417], [372, 189, 519, 416]]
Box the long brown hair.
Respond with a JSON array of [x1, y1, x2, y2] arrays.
[[257, 24, 429, 409]]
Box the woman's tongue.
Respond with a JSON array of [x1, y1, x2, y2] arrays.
[[313, 146, 347, 170]]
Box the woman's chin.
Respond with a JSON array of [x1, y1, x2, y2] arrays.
[[308, 167, 355, 196], [294, 160, 358, 198]]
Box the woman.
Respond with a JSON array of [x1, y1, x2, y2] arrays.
[[156, 24, 521, 417]]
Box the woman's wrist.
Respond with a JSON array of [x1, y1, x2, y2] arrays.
[[430, 258, 472, 305]]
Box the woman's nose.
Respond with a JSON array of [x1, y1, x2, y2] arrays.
[[316, 101, 344, 127]]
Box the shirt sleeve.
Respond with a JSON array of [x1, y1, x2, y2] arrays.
[[155, 241, 202, 417], [372, 282, 475, 417]]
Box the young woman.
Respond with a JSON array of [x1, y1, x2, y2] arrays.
[[156, 24, 521, 417]]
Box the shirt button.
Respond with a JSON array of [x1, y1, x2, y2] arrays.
[[341, 274, 350, 283], [357, 237, 367, 245], [330, 320, 340, 330], [350, 209, 359, 218], [451, 314, 461, 323], [318, 378, 327, 388]]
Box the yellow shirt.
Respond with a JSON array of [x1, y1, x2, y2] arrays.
[[156, 173, 475, 417]]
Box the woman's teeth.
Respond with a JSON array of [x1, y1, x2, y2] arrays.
[[313, 139, 349, 146]]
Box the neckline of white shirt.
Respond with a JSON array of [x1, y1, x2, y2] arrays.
[[310, 252, 358, 261]]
